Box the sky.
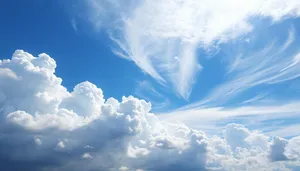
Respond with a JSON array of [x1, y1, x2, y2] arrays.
[[1, 0, 300, 170]]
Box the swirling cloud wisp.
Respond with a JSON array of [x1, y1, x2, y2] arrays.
[[84, 0, 300, 99]]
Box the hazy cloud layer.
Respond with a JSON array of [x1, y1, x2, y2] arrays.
[[1, 50, 300, 170]]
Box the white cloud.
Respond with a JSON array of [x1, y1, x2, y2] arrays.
[[60, 81, 104, 117], [84, 0, 300, 99], [34, 137, 42, 146], [134, 80, 170, 110], [159, 101, 300, 136], [184, 27, 300, 107], [0, 68, 19, 80], [82, 153, 93, 159], [56, 141, 66, 149], [1, 50, 300, 170], [267, 124, 300, 138], [270, 137, 288, 161], [286, 136, 300, 160], [71, 18, 78, 32], [119, 166, 129, 171]]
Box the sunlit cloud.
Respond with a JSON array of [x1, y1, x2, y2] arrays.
[[1, 50, 300, 170], [2, 50, 300, 170], [3, 0, 300, 170], [84, 0, 300, 99], [159, 101, 300, 136]]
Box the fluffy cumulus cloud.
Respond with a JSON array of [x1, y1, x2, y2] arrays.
[[1, 50, 300, 171]]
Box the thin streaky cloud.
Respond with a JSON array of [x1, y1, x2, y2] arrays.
[[159, 101, 300, 136], [2, 0, 300, 169], [134, 80, 170, 110], [266, 124, 300, 138], [241, 93, 269, 104], [182, 27, 300, 108], [161, 101, 300, 122], [71, 18, 78, 32], [83, 0, 300, 99]]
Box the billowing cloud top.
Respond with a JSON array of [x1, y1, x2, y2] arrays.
[[1, 50, 300, 170]]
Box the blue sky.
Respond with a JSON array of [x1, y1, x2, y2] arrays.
[[1, 0, 300, 136], [2, 0, 300, 170], [0, 0, 144, 100]]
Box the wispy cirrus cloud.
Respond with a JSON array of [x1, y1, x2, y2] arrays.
[[134, 80, 170, 111], [159, 101, 300, 137], [76, 1, 300, 140], [83, 0, 300, 99], [184, 27, 300, 108]]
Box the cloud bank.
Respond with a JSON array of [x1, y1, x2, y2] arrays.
[[1, 50, 300, 170], [84, 0, 300, 99]]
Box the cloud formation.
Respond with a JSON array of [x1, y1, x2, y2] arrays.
[[1, 50, 300, 170], [160, 101, 300, 137], [186, 26, 300, 107], [84, 0, 300, 99]]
